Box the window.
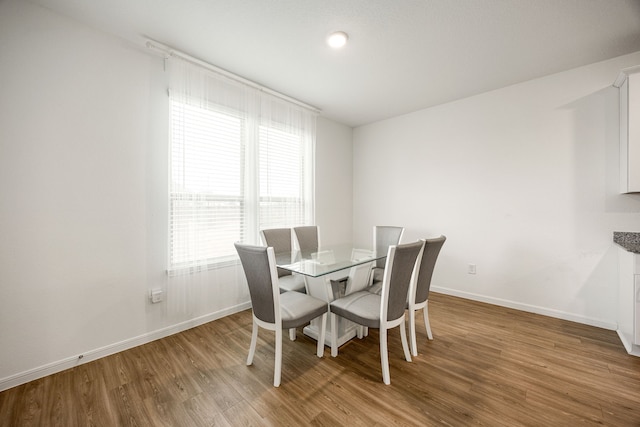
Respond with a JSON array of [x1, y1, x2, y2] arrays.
[[258, 125, 308, 230], [167, 57, 315, 275]]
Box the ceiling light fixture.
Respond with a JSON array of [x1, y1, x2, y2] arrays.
[[327, 31, 348, 49]]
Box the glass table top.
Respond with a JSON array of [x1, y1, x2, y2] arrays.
[[275, 244, 385, 278]]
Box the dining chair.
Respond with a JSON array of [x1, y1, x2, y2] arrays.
[[234, 242, 328, 387], [293, 225, 319, 257], [329, 240, 423, 385], [407, 235, 446, 356], [368, 226, 405, 294], [261, 228, 308, 341], [341, 261, 376, 339], [260, 228, 306, 294]]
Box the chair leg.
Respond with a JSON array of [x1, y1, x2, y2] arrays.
[[400, 317, 412, 363], [380, 327, 390, 385], [363, 326, 369, 337], [274, 328, 282, 387], [424, 301, 433, 340], [409, 308, 418, 357], [289, 328, 296, 341], [247, 318, 258, 365], [330, 313, 338, 357], [317, 313, 327, 357]]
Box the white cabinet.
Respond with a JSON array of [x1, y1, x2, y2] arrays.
[[636, 277, 640, 345], [617, 247, 640, 356], [615, 66, 640, 193]]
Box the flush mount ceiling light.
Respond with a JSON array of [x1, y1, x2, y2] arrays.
[[327, 31, 348, 49]]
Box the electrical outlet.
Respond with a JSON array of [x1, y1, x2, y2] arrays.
[[150, 288, 163, 303], [468, 264, 477, 275]]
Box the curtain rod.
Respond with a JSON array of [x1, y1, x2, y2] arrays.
[[613, 65, 640, 88], [145, 39, 321, 114]]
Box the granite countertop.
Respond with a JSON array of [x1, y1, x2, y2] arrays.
[[613, 231, 640, 253]]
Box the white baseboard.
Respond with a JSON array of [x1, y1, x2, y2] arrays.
[[431, 286, 618, 331], [616, 330, 640, 357], [0, 301, 252, 392]]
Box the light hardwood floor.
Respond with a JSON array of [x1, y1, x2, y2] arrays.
[[1, 293, 640, 426]]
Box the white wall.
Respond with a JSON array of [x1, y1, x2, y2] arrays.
[[0, 0, 353, 390], [315, 117, 353, 245], [354, 51, 640, 329]]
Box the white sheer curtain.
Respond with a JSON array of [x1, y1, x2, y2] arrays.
[[167, 55, 316, 276]]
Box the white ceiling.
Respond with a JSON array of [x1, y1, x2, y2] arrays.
[[29, 0, 640, 127]]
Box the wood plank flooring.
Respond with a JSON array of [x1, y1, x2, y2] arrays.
[[2, 293, 640, 426]]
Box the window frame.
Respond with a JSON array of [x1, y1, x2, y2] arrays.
[[167, 96, 313, 275]]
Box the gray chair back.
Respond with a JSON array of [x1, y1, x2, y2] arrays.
[[383, 241, 423, 322], [414, 236, 446, 305], [261, 228, 293, 253], [293, 226, 319, 256], [374, 226, 404, 269], [261, 228, 293, 278], [234, 243, 277, 324]]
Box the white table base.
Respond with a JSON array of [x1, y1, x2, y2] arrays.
[[302, 271, 364, 347]]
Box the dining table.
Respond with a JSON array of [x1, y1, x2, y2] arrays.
[[275, 244, 386, 347]]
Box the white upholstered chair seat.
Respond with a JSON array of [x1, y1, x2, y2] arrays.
[[277, 274, 306, 293], [329, 291, 382, 327], [279, 291, 327, 328]]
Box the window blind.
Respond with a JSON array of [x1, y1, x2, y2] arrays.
[[169, 100, 244, 270], [167, 56, 315, 275], [259, 125, 307, 231]]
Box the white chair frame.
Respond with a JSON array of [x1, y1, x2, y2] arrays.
[[330, 242, 422, 385], [407, 236, 446, 356], [243, 246, 327, 387], [260, 228, 305, 341]]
